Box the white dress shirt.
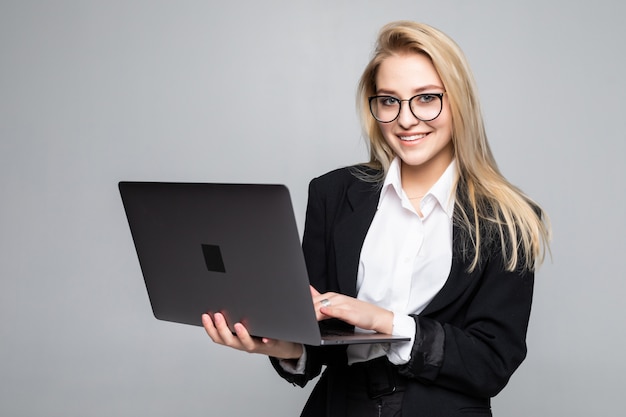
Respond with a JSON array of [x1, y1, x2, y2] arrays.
[[348, 157, 456, 365], [281, 158, 456, 373]]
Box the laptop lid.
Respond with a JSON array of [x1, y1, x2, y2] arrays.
[[119, 181, 409, 346]]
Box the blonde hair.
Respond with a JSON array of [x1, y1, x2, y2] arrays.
[[357, 21, 550, 272]]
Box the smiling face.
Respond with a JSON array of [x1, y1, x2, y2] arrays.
[[374, 53, 454, 182]]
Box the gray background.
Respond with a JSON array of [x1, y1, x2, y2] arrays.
[[1, 1, 624, 416]]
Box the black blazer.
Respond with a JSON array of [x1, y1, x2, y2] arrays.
[[271, 166, 534, 417]]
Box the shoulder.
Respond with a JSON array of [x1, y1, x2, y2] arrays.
[[309, 164, 380, 191], [307, 164, 381, 210]]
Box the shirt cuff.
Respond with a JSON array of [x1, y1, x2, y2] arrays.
[[386, 313, 416, 365], [277, 346, 307, 374]]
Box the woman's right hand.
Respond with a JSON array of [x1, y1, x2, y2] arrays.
[[202, 312, 303, 360]]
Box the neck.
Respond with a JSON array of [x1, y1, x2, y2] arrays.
[[400, 153, 454, 198]]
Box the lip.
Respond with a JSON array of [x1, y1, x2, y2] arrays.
[[397, 132, 429, 142]]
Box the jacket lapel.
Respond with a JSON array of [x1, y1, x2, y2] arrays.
[[420, 223, 480, 316], [333, 181, 380, 297]]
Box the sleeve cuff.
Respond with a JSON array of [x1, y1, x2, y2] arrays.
[[386, 313, 416, 365], [277, 346, 307, 374]]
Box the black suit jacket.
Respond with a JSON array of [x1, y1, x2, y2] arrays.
[[271, 166, 534, 417]]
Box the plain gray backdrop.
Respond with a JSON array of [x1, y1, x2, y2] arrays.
[[1, 1, 624, 416]]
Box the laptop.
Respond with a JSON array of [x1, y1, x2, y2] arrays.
[[119, 181, 410, 346]]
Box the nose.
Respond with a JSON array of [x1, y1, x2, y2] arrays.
[[397, 101, 420, 129]]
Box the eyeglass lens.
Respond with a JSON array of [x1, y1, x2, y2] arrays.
[[369, 94, 443, 123]]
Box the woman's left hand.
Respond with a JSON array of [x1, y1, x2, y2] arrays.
[[310, 286, 394, 334]]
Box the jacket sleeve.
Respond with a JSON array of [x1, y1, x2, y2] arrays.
[[398, 252, 534, 398], [269, 176, 348, 387]]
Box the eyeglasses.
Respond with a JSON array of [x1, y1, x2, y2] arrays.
[[368, 92, 445, 123]]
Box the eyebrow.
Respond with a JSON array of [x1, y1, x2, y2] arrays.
[[375, 85, 445, 96]]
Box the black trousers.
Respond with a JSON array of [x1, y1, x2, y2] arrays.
[[344, 357, 407, 417]]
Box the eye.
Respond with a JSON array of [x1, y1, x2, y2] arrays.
[[379, 96, 399, 106], [416, 94, 437, 104]]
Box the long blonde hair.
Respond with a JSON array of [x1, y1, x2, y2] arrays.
[[357, 21, 550, 272]]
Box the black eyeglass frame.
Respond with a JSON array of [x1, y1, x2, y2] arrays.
[[368, 92, 446, 123]]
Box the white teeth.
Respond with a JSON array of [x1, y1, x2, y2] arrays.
[[399, 134, 426, 141]]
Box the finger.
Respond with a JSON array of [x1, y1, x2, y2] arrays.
[[202, 313, 213, 331], [233, 322, 259, 352], [213, 313, 242, 347], [310, 285, 321, 298], [313, 291, 336, 305], [319, 305, 344, 321], [320, 302, 392, 333], [319, 306, 364, 328], [317, 295, 355, 322], [202, 313, 224, 343], [314, 297, 335, 321], [315, 310, 332, 321]]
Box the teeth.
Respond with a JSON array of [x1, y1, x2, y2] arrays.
[[399, 134, 426, 141]]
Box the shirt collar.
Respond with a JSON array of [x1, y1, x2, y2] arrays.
[[379, 157, 457, 218], [428, 160, 457, 218], [379, 157, 404, 206]]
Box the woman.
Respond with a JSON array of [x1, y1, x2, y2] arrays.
[[203, 20, 550, 416]]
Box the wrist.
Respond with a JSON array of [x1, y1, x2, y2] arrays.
[[377, 310, 394, 334], [285, 343, 303, 360]]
